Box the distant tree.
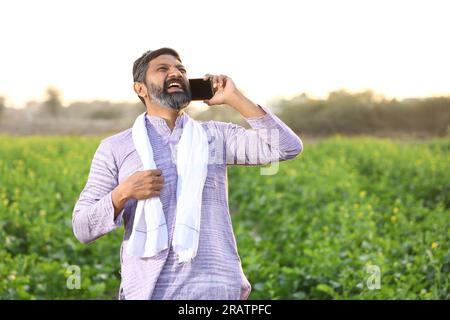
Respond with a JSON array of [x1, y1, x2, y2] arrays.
[[41, 87, 63, 117], [0, 96, 5, 119], [275, 90, 450, 137]]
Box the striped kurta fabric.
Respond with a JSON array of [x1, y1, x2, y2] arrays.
[[72, 105, 303, 300]]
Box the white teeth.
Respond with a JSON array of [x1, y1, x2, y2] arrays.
[[169, 82, 181, 88]]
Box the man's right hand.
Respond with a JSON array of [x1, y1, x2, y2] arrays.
[[120, 169, 164, 200], [111, 169, 164, 217]]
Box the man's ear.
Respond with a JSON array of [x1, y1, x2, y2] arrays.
[[133, 82, 147, 98]]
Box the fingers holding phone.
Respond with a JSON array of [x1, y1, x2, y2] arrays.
[[204, 74, 226, 90], [201, 74, 237, 106]]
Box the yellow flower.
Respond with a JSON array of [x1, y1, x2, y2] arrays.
[[390, 215, 397, 223], [431, 242, 439, 249], [359, 190, 366, 198], [393, 207, 399, 214]]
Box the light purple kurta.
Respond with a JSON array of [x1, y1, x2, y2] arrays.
[[72, 105, 302, 300]]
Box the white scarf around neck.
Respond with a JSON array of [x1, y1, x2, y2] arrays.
[[127, 112, 209, 263]]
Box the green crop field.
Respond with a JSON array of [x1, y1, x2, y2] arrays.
[[0, 135, 448, 299]]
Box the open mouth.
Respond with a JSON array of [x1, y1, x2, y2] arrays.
[[166, 80, 185, 93]]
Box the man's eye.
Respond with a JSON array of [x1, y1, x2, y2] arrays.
[[158, 67, 168, 72], [179, 68, 186, 73]]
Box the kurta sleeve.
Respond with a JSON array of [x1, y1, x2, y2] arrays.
[[214, 105, 303, 165], [72, 139, 124, 244]]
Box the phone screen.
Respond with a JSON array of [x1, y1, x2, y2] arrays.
[[189, 78, 214, 100]]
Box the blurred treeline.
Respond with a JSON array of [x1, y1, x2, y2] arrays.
[[272, 90, 450, 137], [0, 88, 449, 137]]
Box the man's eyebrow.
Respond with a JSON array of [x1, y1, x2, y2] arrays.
[[153, 63, 186, 69]]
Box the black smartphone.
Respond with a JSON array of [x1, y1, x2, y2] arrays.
[[189, 78, 214, 100]]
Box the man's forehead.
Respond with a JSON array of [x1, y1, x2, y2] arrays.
[[149, 54, 183, 67]]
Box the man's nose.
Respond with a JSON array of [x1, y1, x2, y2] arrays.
[[168, 67, 183, 78]]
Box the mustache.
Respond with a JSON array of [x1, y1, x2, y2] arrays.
[[163, 77, 189, 92]]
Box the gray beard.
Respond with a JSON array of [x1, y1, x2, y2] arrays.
[[147, 82, 191, 111]]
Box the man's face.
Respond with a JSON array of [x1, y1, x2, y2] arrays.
[[145, 54, 191, 110]]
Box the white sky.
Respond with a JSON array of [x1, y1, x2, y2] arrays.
[[0, 0, 449, 107]]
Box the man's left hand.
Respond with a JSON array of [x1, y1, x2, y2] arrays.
[[202, 74, 240, 106], [202, 73, 266, 118]]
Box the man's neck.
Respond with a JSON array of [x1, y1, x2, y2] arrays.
[[146, 103, 183, 131]]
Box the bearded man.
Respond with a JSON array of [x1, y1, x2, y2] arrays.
[[72, 47, 303, 300]]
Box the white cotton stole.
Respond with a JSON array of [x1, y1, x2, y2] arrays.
[[127, 112, 209, 263]]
